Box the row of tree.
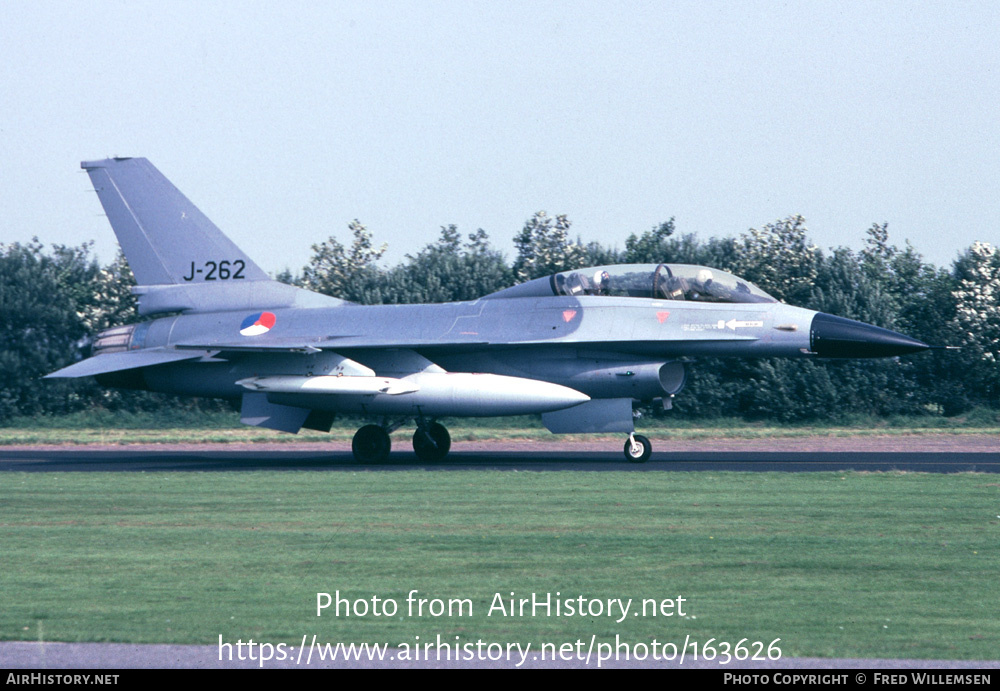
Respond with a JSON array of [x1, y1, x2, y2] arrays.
[[2, 214, 997, 422]]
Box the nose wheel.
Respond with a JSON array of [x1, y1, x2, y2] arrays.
[[413, 422, 451, 462], [624, 433, 652, 463]]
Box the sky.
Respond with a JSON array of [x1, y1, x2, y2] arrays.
[[2, 1, 998, 276]]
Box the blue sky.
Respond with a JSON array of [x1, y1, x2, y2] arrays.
[[2, 1, 998, 275]]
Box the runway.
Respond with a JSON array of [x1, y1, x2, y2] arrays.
[[1, 436, 998, 473]]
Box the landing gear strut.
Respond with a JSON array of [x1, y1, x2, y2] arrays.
[[413, 421, 451, 462], [352, 424, 391, 463], [624, 433, 652, 463]]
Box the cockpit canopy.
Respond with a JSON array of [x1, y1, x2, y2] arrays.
[[486, 264, 778, 304]]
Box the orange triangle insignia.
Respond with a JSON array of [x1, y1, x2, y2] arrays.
[[562, 310, 577, 323], [656, 311, 670, 323]]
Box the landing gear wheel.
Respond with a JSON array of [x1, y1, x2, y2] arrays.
[[413, 422, 451, 462], [352, 425, 391, 463], [624, 434, 652, 463]]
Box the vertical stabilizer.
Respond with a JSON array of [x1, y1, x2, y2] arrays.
[[81, 157, 271, 286]]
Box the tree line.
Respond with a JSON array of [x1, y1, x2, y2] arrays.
[[2, 213, 997, 422]]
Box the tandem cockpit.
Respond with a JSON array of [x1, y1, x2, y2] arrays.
[[485, 264, 778, 304]]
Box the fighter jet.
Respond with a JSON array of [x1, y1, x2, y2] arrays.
[[46, 158, 931, 463]]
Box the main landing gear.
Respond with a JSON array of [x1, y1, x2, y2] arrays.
[[350, 420, 452, 463], [413, 421, 451, 462], [624, 433, 652, 463], [351, 424, 392, 463], [351, 422, 648, 464]]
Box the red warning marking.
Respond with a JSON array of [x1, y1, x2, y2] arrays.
[[656, 311, 670, 323], [562, 310, 577, 323]]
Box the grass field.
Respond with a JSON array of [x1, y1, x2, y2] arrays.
[[2, 470, 998, 660]]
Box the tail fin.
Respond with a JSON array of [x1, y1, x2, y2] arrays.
[[81, 157, 341, 315], [82, 157, 270, 286]]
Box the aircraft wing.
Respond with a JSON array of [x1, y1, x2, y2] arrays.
[[172, 337, 490, 352], [174, 340, 326, 354], [44, 349, 214, 379]]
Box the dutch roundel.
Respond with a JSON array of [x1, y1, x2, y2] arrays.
[[240, 311, 276, 337]]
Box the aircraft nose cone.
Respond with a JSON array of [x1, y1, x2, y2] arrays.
[[810, 313, 929, 358]]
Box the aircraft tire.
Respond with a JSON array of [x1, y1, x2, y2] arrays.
[[413, 422, 451, 462], [624, 434, 652, 463], [352, 425, 392, 463]]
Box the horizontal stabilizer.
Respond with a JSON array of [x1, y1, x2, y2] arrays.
[[44, 349, 210, 379]]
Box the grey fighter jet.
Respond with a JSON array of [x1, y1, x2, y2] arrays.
[[46, 158, 931, 462]]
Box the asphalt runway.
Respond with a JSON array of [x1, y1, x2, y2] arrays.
[[1, 444, 999, 473]]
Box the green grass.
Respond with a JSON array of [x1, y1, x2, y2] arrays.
[[2, 471, 998, 659]]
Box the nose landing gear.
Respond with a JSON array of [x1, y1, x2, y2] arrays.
[[624, 433, 652, 463]]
